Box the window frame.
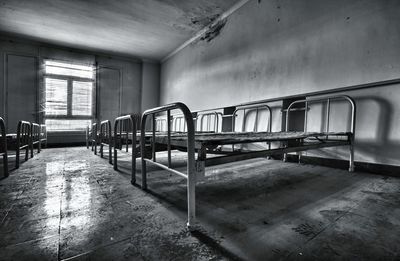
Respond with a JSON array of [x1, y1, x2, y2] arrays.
[[42, 59, 96, 132]]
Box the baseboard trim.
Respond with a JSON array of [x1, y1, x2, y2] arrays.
[[46, 142, 86, 148], [281, 155, 400, 177]]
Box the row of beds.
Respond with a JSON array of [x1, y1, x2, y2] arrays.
[[0, 119, 47, 177], [86, 94, 356, 230]]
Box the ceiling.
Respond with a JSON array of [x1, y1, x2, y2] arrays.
[[0, 0, 240, 61]]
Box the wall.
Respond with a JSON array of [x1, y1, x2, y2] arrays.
[[0, 36, 158, 144], [141, 62, 160, 112], [160, 0, 400, 166]]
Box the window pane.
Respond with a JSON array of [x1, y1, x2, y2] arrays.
[[72, 81, 93, 116], [45, 60, 94, 79], [45, 119, 91, 132], [45, 78, 68, 115]]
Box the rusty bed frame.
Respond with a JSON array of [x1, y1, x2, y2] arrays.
[[139, 95, 356, 230]]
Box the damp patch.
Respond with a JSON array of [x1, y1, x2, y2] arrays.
[[199, 18, 227, 42]]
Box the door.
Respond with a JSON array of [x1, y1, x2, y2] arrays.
[[97, 67, 121, 123], [6, 54, 37, 133]]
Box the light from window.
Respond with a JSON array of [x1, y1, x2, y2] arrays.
[[45, 78, 68, 115], [45, 119, 92, 132], [72, 81, 93, 116], [45, 60, 94, 79], [44, 60, 94, 132]]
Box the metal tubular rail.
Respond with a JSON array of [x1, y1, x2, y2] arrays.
[[99, 120, 112, 164], [30, 123, 41, 157], [232, 104, 272, 132], [141, 102, 197, 230], [40, 124, 47, 149], [16, 121, 31, 169], [285, 95, 356, 171], [0, 117, 8, 177], [198, 112, 223, 132], [91, 123, 98, 154], [232, 104, 273, 152], [114, 115, 137, 184]]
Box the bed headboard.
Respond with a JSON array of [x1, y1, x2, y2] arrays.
[[286, 95, 356, 134], [232, 104, 272, 133]]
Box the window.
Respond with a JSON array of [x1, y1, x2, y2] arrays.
[[43, 60, 94, 132]]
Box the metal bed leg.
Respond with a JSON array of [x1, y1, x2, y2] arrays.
[[2, 153, 7, 177], [0, 118, 8, 177], [100, 139, 103, 158], [94, 132, 97, 155], [108, 127, 112, 165], [141, 114, 148, 189], [86, 126, 89, 149], [187, 170, 196, 231], [131, 128, 136, 185], [113, 138, 118, 171], [30, 125, 34, 159], [16, 126, 20, 169], [349, 134, 355, 172], [25, 125, 30, 161], [167, 110, 171, 167], [141, 154, 147, 190], [38, 133, 41, 153]]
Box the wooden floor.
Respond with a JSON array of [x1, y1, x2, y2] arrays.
[[0, 147, 399, 260]]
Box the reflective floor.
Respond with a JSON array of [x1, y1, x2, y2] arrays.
[[0, 147, 399, 260]]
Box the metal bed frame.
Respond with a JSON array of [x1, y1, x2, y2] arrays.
[[141, 103, 197, 229], [140, 95, 356, 230], [86, 125, 91, 149], [155, 117, 167, 132], [0, 117, 8, 177], [113, 115, 138, 184], [0, 120, 41, 174], [172, 115, 187, 132], [232, 103, 272, 152], [40, 124, 47, 149], [30, 123, 41, 157], [197, 111, 223, 132], [284, 95, 356, 171], [90, 122, 98, 154], [99, 120, 112, 164], [15, 121, 32, 169]]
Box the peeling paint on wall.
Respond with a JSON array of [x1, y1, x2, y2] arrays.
[[199, 18, 227, 42]]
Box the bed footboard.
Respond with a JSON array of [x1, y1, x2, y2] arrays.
[[114, 115, 138, 184], [30, 123, 40, 157], [16, 121, 31, 169], [99, 120, 112, 164], [40, 124, 47, 149], [91, 123, 98, 154], [285, 95, 356, 172], [141, 102, 199, 230]]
